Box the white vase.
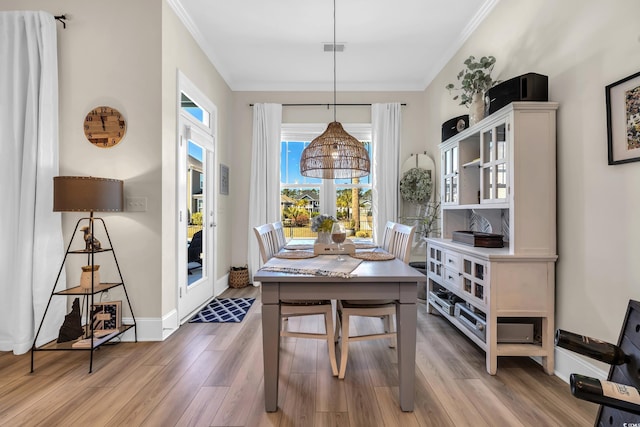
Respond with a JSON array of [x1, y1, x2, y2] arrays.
[[469, 91, 485, 125], [316, 231, 331, 244]]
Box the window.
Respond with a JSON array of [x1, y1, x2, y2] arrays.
[[280, 124, 372, 240]]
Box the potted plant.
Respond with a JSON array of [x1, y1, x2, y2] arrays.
[[445, 55, 498, 125]]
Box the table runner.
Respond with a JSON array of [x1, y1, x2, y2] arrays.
[[259, 255, 362, 278]]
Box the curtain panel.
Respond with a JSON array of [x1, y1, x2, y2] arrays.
[[247, 104, 282, 282], [371, 103, 402, 244], [0, 11, 65, 354]]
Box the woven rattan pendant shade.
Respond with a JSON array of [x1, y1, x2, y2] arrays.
[[300, 0, 370, 179], [300, 122, 370, 179]]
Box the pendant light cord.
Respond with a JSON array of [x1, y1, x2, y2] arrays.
[[333, 0, 337, 123]]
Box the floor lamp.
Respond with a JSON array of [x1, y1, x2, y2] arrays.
[[31, 176, 137, 373]]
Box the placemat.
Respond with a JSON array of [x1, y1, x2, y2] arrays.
[[260, 255, 362, 278], [350, 251, 395, 261], [275, 251, 317, 259]]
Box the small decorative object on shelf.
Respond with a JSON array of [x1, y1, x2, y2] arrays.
[[92, 301, 121, 332], [81, 225, 101, 251], [80, 264, 100, 289], [56, 298, 84, 343], [445, 55, 499, 125]]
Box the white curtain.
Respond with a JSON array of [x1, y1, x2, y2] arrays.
[[0, 11, 65, 354], [248, 103, 282, 282], [371, 103, 402, 244]]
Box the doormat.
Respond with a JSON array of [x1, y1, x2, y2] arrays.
[[189, 298, 255, 323]]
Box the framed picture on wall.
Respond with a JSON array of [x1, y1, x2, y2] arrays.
[[220, 164, 229, 195], [606, 70, 640, 165]]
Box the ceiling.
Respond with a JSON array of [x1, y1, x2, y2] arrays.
[[169, 0, 499, 92]]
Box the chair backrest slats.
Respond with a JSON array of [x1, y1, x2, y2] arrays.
[[253, 223, 279, 263], [381, 221, 395, 251], [387, 223, 415, 264], [272, 221, 287, 250]]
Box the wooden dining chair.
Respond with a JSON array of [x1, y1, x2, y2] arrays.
[[335, 222, 416, 379], [253, 224, 338, 376]]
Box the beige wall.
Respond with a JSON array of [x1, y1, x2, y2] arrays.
[[425, 0, 640, 375], [230, 91, 428, 266]]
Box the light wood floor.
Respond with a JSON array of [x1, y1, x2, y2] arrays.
[[0, 286, 598, 426]]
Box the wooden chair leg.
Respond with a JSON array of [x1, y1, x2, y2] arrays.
[[338, 313, 350, 379], [325, 311, 338, 376], [386, 314, 396, 348]]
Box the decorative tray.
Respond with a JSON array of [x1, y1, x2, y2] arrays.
[[452, 231, 504, 248]]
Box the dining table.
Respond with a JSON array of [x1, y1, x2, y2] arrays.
[[254, 241, 426, 412]]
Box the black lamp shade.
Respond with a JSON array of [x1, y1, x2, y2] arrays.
[[53, 176, 123, 212]]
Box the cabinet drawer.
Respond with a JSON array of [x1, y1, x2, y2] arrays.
[[443, 267, 461, 290], [444, 252, 460, 271]]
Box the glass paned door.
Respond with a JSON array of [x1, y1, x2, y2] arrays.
[[481, 123, 508, 203]]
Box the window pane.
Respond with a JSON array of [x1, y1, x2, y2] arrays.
[[281, 141, 321, 184], [280, 187, 319, 238], [181, 93, 209, 126], [335, 187, 372, 238]]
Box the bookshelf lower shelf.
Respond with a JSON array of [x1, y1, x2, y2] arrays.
[[34, 324, 134, 351]]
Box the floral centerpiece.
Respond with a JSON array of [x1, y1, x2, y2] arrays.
[[311, 214, 336, 244], [311, 214, 336, 232]]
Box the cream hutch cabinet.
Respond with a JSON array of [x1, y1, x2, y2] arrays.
[[427, 102, 558, 375]]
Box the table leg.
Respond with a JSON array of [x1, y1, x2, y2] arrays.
[[396, 301, 417, 411], [262, 301, 280, 412]]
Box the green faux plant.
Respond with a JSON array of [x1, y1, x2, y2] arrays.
[[445, 55, 498, 106]]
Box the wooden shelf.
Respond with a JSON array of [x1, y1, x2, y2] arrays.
[[35, 324, 134, 351], [427, 297, 487, 351], [55, 282, 123, 295]]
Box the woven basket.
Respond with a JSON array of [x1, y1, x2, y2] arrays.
[[229, 265, 250, 288]]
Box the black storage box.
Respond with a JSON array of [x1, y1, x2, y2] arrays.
[[486, 73, 548, 115]]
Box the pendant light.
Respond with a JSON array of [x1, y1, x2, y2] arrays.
[[300, 0, 370, 179]]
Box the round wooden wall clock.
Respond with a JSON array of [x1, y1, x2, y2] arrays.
[[84, 106, 126, 148]]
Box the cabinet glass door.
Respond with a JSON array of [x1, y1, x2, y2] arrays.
[[443, 145, 459, 204], [481, 123, 508, 203]]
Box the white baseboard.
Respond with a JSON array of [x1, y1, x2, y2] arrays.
[[119, 316, 165, 341], [117, 273, 236, 342], [553, 347, 608, 384], [161, 309, 179, 340], [214, 273, 229, 297]]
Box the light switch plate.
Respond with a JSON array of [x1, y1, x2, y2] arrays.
[[126, 197, 147, 212]]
